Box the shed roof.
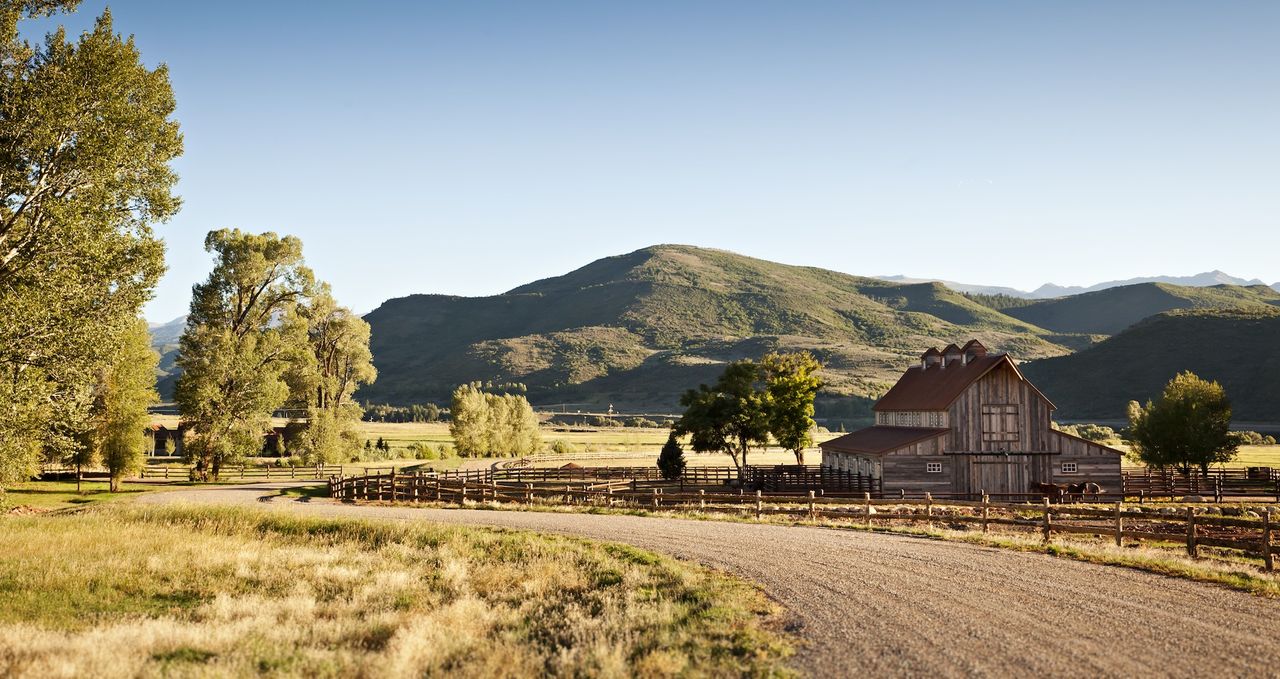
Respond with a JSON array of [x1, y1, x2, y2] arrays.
[[873, 353, 1055, 412], [820, 426, 949, 455]]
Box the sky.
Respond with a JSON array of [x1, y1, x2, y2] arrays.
[[24, 1, 1280, 321]]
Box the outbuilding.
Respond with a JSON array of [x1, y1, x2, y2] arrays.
[[820, 340, 1122, 497]]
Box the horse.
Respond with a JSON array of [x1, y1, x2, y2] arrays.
[[1030, 482, 1068, 503], [1065, 481, 1104, 502]]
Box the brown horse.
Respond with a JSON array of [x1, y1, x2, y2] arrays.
[[1066, 482, 1104, 501], [1030, 482, 1068, 503]]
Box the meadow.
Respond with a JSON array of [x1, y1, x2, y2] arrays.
[[0, 505, 792, 678]]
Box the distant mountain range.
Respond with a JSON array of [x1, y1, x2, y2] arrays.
[[1022, 308, 1280, 422], [148, 247, 1280, 421], [879, 271, 1276, 299]]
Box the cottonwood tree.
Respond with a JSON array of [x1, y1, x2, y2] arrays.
[[1127, 371, 1239, 474], [449, 383, 540, 457], [175, 230, 313, 480], [0, 4, 180, 484], [761, 352, 823, 464], [287, 284, 377, 464], [92, 319, 159, 491], [675, 361, 771, 472]]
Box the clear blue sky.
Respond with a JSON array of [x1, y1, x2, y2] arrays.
[[27, 1, 1280, 321]]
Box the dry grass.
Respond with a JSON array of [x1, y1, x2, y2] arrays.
[[0, 506, 793, 678], [424, 499, 1280, 599]]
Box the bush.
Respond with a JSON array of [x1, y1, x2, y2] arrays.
[[550, 440, 578, 456], [657, 434, 686, 480], [1234, 431, 1278, 446]]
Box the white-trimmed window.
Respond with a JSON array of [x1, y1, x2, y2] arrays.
[[1061, 462, 1078, 474], [926, 462, 943, 473]]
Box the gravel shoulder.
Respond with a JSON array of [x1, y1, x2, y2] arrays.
[[143, 483, 1280, 678]]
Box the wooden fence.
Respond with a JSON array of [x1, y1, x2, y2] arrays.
[[1122, 468, 1280, 501], [141, 464, 342, 481], [330, 470, 1277, 571]]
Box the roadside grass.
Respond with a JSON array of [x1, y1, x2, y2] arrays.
[[359, 497, 1280, 600], [1, 480, 205, 512], [0, 505, 794, 679]]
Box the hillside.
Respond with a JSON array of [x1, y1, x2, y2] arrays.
[[993, 283, 1280, 335], [360, 245, 1072, 411], [1021, 309, 1280, 422]]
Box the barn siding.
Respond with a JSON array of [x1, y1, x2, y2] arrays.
[[1046, 431, 1123, 491]]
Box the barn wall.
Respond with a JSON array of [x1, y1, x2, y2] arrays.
[[880, 437, 953, 494], [1046, 431, 1123, 490], [946, 362, 1053, 453]]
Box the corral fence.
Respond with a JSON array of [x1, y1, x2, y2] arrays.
[[140, 464, 343, 481], [329, 469, 1278, 572], [1122, 467, 1280, 501]]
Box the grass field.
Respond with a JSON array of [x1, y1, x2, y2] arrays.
[[0, 505, 793, 678], [1, 480, 208, 511]]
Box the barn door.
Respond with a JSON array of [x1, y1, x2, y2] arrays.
[[970, 456, 1031, 496]]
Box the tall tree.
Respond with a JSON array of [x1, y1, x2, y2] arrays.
[[657, 432, 686, 480], [93, 319, 159, 491], [1128, 371, 1238, 474], [175, 229, 313, 480], [675, 361, 770, 472], [0, 3, 180, 485], [761, 352, 823, 464], [450, 383, 490, 457], [288, 284, 376, 464]]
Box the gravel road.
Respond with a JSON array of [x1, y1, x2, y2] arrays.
[[144, 483, 1280, 677]]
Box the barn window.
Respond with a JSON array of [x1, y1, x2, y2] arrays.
[[1061, 462, 1078, 474], [981, 404, 1019, 442], [926, 462, 943, 473]]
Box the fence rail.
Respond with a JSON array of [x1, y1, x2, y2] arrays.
[[330, 470, 1278, 571], [1122, 468, 1280, 501], [140, 464, 342, 481]]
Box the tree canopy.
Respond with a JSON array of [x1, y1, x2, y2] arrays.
[[1127, 371, 1238, 474], [675, 361, 771, 471], [0, 3, 180, 484], [175, 229, 313, 479], [761, 352, 823, 464]]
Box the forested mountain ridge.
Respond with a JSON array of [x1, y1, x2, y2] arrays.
[[1021, 308, 1280, 421], [359, 245, 1075, 410]]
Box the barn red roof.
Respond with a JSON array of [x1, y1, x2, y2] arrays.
[[873, 352, 1054, 412], [820, 426, 949, 454]]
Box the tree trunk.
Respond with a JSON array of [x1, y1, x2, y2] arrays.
[[76, 463, 82, 493], [109, 474, 120, 493], [794, 449, 805, 465]]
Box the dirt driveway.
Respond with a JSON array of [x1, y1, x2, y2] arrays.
[[144, 483, 1280, 677]]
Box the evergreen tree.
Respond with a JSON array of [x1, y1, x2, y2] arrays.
[[657, 433, 686, 480]]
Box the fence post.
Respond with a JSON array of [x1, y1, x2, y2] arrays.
[[528, 483, 534, 504], [755, 490, 763, 520], [1264, 508, 1274, 572], [1114, 501, 1123, 547], [1214, 478, 1222, 504], [389, 469, 396, 502], [700, 489, 706, 511], [1041, 497, 1052, 543], [808, 490, 816, 520], [460, 480, 468, 506], [981, 493, 989, 534], [925, 492, 933, 520], [652, 488, 659, 509], [865, 492, 872, 528], [1186, 506, 1198, 557]]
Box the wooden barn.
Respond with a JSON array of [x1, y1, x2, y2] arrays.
[[820, 340, 1122, 498]]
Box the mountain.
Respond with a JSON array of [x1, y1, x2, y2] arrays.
[[1029, 271, 1268, 298], [879, 270, 1269, 299], [147, 315, 186, 401], [1021, 309, 1280, 422], [360, 245, 1073, 411], [875, 275, 1033, 298], [148, 315, 187, 348], [993, 283, 1280, 335]]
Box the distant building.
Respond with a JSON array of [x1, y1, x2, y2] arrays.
[[819, 340, 1122, 497]]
